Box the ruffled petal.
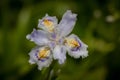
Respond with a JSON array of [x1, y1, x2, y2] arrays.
[[37, 55, 53, 70], [38, 14, 58, 32], [53, 45, 66, 64], [28, 46, 53, 70], [58, 10, 77, 37], [65, 34, 88, 58], [68, 46, 88, 58], [26, 29, 49, 45]]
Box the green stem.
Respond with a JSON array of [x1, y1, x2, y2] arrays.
[[45, 60, 57, 80]]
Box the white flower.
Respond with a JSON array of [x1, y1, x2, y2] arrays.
[[26, 10, 88, 70]]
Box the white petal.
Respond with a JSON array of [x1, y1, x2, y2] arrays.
[[66, 34, 88, 58], [28, 46, 53, 70], [53, 45, 66, 64], [26, 29, 49, 45], [37, 55, 53, 70], [68, 47, 88, 58], [58, 10, 77, 37]]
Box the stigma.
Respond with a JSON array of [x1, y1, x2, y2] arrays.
[[37, 47, 50, 60], [43, 19, 54, 32]]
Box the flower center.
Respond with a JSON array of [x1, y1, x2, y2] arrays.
[[37, 47, 50, 59], [43, 19, 54, 31], [65, 38, 80, 48]]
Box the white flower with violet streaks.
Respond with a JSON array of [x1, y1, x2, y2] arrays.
[[26, 10, 88, 70]]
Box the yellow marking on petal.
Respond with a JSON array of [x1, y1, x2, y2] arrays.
[[43, 19, 54, 32], [65, 38, 80, 48], [38, 48, 50, 58]]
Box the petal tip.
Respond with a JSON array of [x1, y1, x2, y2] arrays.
[[26, 35, 30, 39], [29, 59, 35, 64]]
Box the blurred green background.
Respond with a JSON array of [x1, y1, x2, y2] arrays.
[[0, 0, 120, 80]]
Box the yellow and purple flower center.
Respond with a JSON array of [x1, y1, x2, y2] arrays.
[[65, 38, 81, 51], [36, 47, 50, 61], [43, 19, 54, 32]]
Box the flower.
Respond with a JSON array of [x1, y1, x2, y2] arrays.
[[26, 10, 88, 70]]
